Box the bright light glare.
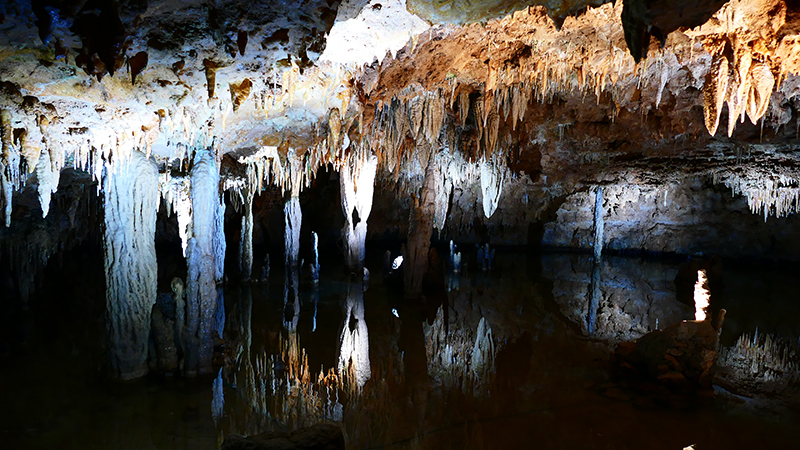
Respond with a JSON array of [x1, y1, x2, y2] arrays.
[[694, 269, 710, 321], [392, 255, 403, 270]]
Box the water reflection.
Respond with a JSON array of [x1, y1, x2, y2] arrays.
[[542, 253, 693, 342], [338, 282, 371, 390], [9, 249, 800, 450]]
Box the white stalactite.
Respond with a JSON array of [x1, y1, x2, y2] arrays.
[[593, 186, 604, 260], [35, 148, 59, 218], [185, 150, 221, 376], [239, 188, 255, 280], [338, 282, 371, 390], [479, 154, 506, 219], [102, 150, 159, 379], [161, 176, 192, 255], [339, 152, 378, 270], [284, 152, 303, 270], [284, 196, 302, 269], [214, 195, 226, 283]]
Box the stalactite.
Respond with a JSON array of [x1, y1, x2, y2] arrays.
[[717, 171, 800, 220], [479, 153, 506, 219], [239, 186, 255, 281], [214, 196, 226, 283], [284, 196, 302, 270], [338, 281, 371, 390], [1, 109, 20, 227], [703, 55, 729, 136], [593, 186, 604, 260], [405, 146, 438, 298], [746, 63, 775, 125], [310, 231, 320, 284], [102, 149, 159, 379], [339, 151, 378, 271], [184, 150, 221, 376]]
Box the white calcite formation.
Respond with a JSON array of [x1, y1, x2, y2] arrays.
[[339, 150, 378, 270], [184, 150, 223, 376], [338, 281, 371, 390], [102, 150, 159, 379]]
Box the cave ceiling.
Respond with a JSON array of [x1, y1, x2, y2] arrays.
[[2, 0, 800, 225]]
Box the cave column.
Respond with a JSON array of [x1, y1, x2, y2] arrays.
[[184, 150, 222, 376], [102, 150, 159, 379], [283, 151, 303, 329], [339, 151, 378, 272], [588, 186, 605, 335], [405, 146, 439, 298]]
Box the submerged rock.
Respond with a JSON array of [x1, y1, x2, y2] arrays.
[[616, 313, 724, 389], [220, 424, 345, 450]]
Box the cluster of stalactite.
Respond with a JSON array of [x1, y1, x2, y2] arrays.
[[717, 330, 800, 390], [714, 169, 800, 220]]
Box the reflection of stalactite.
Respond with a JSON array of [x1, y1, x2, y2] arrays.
[[424, 306, 497, 393], [185, 150, 221, 376], [102, 150, 159, 379], [284, 268, 300, 331], [338, 282, 371, 390], [340, 151, 377, 271], [471, 317, 495, 380]]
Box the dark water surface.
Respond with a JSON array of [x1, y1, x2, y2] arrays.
[[3, 248, 799, 449]]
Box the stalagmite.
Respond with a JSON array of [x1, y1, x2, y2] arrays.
[[184, 150, 221, 376], [339, 152, 378, 271], [338, 281, 371, 390], [102, 150, 159, 379]]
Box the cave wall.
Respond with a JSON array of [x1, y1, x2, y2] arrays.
[[543, 178, 800, 260]]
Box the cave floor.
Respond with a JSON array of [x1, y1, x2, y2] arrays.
[[2, 248, 799, 449]]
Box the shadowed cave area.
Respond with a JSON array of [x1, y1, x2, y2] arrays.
[[3, 0, 800, 449]]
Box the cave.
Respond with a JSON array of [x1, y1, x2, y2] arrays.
[[2, 0, 800, 448]]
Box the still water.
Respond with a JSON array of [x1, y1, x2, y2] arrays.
[[3, 247, 799, 449]]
